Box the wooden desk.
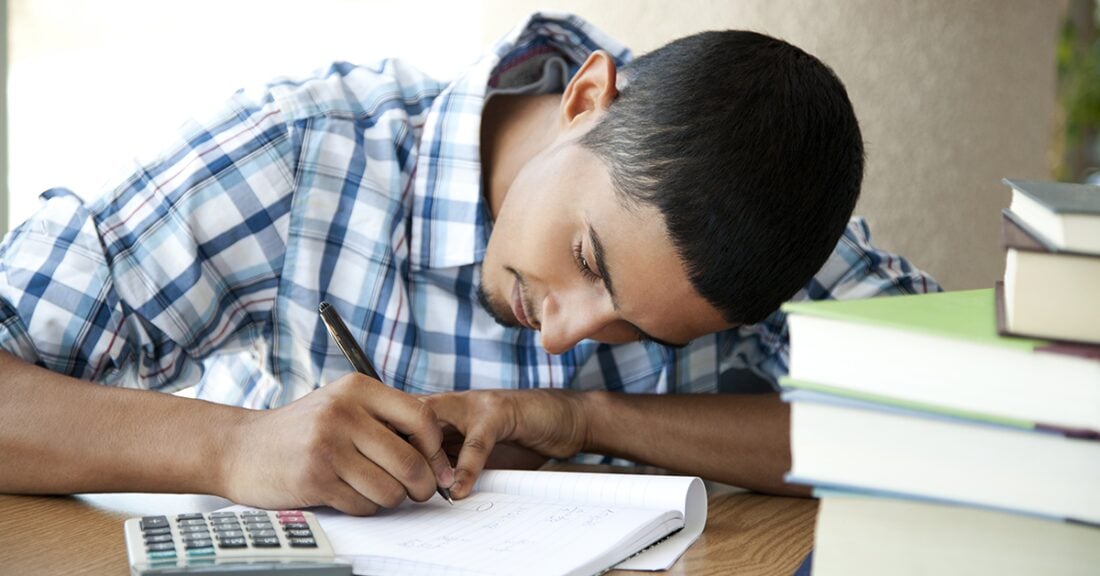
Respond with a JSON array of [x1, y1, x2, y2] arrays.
[[0, 475, 816, 576]]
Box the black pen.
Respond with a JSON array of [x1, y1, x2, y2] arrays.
[[318, 301, 454, 505]]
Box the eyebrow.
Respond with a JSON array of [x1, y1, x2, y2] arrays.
[[587, 223, 690, 350]]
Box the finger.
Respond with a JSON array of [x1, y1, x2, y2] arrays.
[[421, 393, 470, 433], [365, 385, 454, 489], [452, 424, 500, 500], [334, 443, 410, 509], [324, 479, 382, 517], [422, 392, 506, 499], [352, 418, 438, 502], [425, 446, 456, 492]]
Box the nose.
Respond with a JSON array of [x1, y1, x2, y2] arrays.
[[538, 291, 617, 355]]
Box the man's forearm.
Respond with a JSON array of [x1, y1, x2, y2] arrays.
[[0, 350, 246, 495], [581, 391, 810, 496]]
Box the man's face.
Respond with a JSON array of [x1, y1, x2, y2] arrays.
[[478, 138, 733, 355]]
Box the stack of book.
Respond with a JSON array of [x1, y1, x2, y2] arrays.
[[1000, 179, 1100, 344], [781, 179, 1100, 575]]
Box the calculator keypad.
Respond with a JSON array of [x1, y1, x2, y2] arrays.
[[130, 510, 329, 564]]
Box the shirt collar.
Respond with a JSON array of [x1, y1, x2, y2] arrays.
[[408, 12, 632, 271]]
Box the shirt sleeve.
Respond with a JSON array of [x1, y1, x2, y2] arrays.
[[719, 216, 943, 388], [0, 88, 298, 391]]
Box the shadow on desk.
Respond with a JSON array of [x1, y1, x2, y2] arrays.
[[0, 466, 817, 576]]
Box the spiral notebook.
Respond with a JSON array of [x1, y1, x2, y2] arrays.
[[296, 470, 707, 576]]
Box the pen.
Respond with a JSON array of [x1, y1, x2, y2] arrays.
[[318, 301, 454, 505]]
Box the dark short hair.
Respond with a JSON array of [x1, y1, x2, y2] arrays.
[[580, 31, 864, 324]]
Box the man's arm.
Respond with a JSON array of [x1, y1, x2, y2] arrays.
[[423, 389, 809, 498], [0, 350, 454, 515], [584, 391, 806, 495]]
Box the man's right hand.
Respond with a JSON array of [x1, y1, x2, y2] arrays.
[[222, 373, 455, 516]]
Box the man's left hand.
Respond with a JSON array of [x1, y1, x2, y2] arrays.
[[421, 389, 590, 498]]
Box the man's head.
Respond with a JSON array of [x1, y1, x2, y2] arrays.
[[477, 30, 864, 354]]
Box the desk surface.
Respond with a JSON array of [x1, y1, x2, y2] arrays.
[[0, 471, 817, 576]]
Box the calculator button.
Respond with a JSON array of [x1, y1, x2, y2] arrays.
[[145, 542, 176, 552], [281, 522, 309, 530], [214, 529, 244, 539], [141, 526, 172, 537], [289, 537, 317, 548], [245, 523, 274, 532], [184, 538, 214, 549], [217, 537, 247, 548], [186, 546, 216, 557], [176, 513, 205, 521], [140, 516, 169, 530], [210, 511, 238, 518], [212, 523, 242, 532], [211, 516, 240, 525], [212, 521, 241, 528], [182, 534, 212, 545], [143, 533, 174, 544], [251, 536, 281, 548], [285, 528, 313, 538], [147, 550, 177, 560], [178, 518, 208, 527], [250, 529, 277, 539], [179, 525, 211, 534], [241, 511, 269, 518]]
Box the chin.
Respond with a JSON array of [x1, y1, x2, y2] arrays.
[[476, 273, 520, 329]]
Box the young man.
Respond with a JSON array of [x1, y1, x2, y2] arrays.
[[0, 13, 937, 515]]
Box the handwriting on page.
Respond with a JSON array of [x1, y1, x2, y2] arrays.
[[311, 470, 695, 576], [389, 496, 618, 555], [319, 490, 674, 576]]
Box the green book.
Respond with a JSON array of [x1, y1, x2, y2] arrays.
[[782, 289, 1040, 351], [781, 289, 1100, 434]]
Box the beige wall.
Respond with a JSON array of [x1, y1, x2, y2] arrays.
[[482, 0, 1064, 290]]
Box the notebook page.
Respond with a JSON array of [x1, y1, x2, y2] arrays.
[[311, 490, 681, 576], [471, 470, 707, 570]]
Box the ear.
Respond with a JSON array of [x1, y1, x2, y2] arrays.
[[560, 50, 619, 127]]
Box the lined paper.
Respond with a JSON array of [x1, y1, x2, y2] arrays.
[[300, 470, 707, 575]]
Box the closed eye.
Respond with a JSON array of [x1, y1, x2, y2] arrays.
[[573, 242, 601, 284]]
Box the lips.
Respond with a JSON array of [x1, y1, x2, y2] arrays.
[[511, 279, 535, 329]]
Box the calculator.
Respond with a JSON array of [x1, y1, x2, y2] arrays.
[[123, 509, 352, 575]]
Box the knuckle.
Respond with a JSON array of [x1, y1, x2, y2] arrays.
[[349, 500, 381, 517], [411, 401, 438, 430], [380, 482, 407, 509], [312, 395, 350, 426], [332, 493, 379, 517], [395, 447, 430, 482], [475, 392, 511, 418], [463, 434, 491, 455], [331, 372, 373, 395]]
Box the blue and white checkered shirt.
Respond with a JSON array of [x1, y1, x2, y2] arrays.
[[0, 13, 939, 409]]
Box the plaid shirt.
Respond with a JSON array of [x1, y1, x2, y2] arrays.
[[0, 13, 939, 409]]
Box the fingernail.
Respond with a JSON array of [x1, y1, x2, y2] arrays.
[[440, 466, 455, 487]]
